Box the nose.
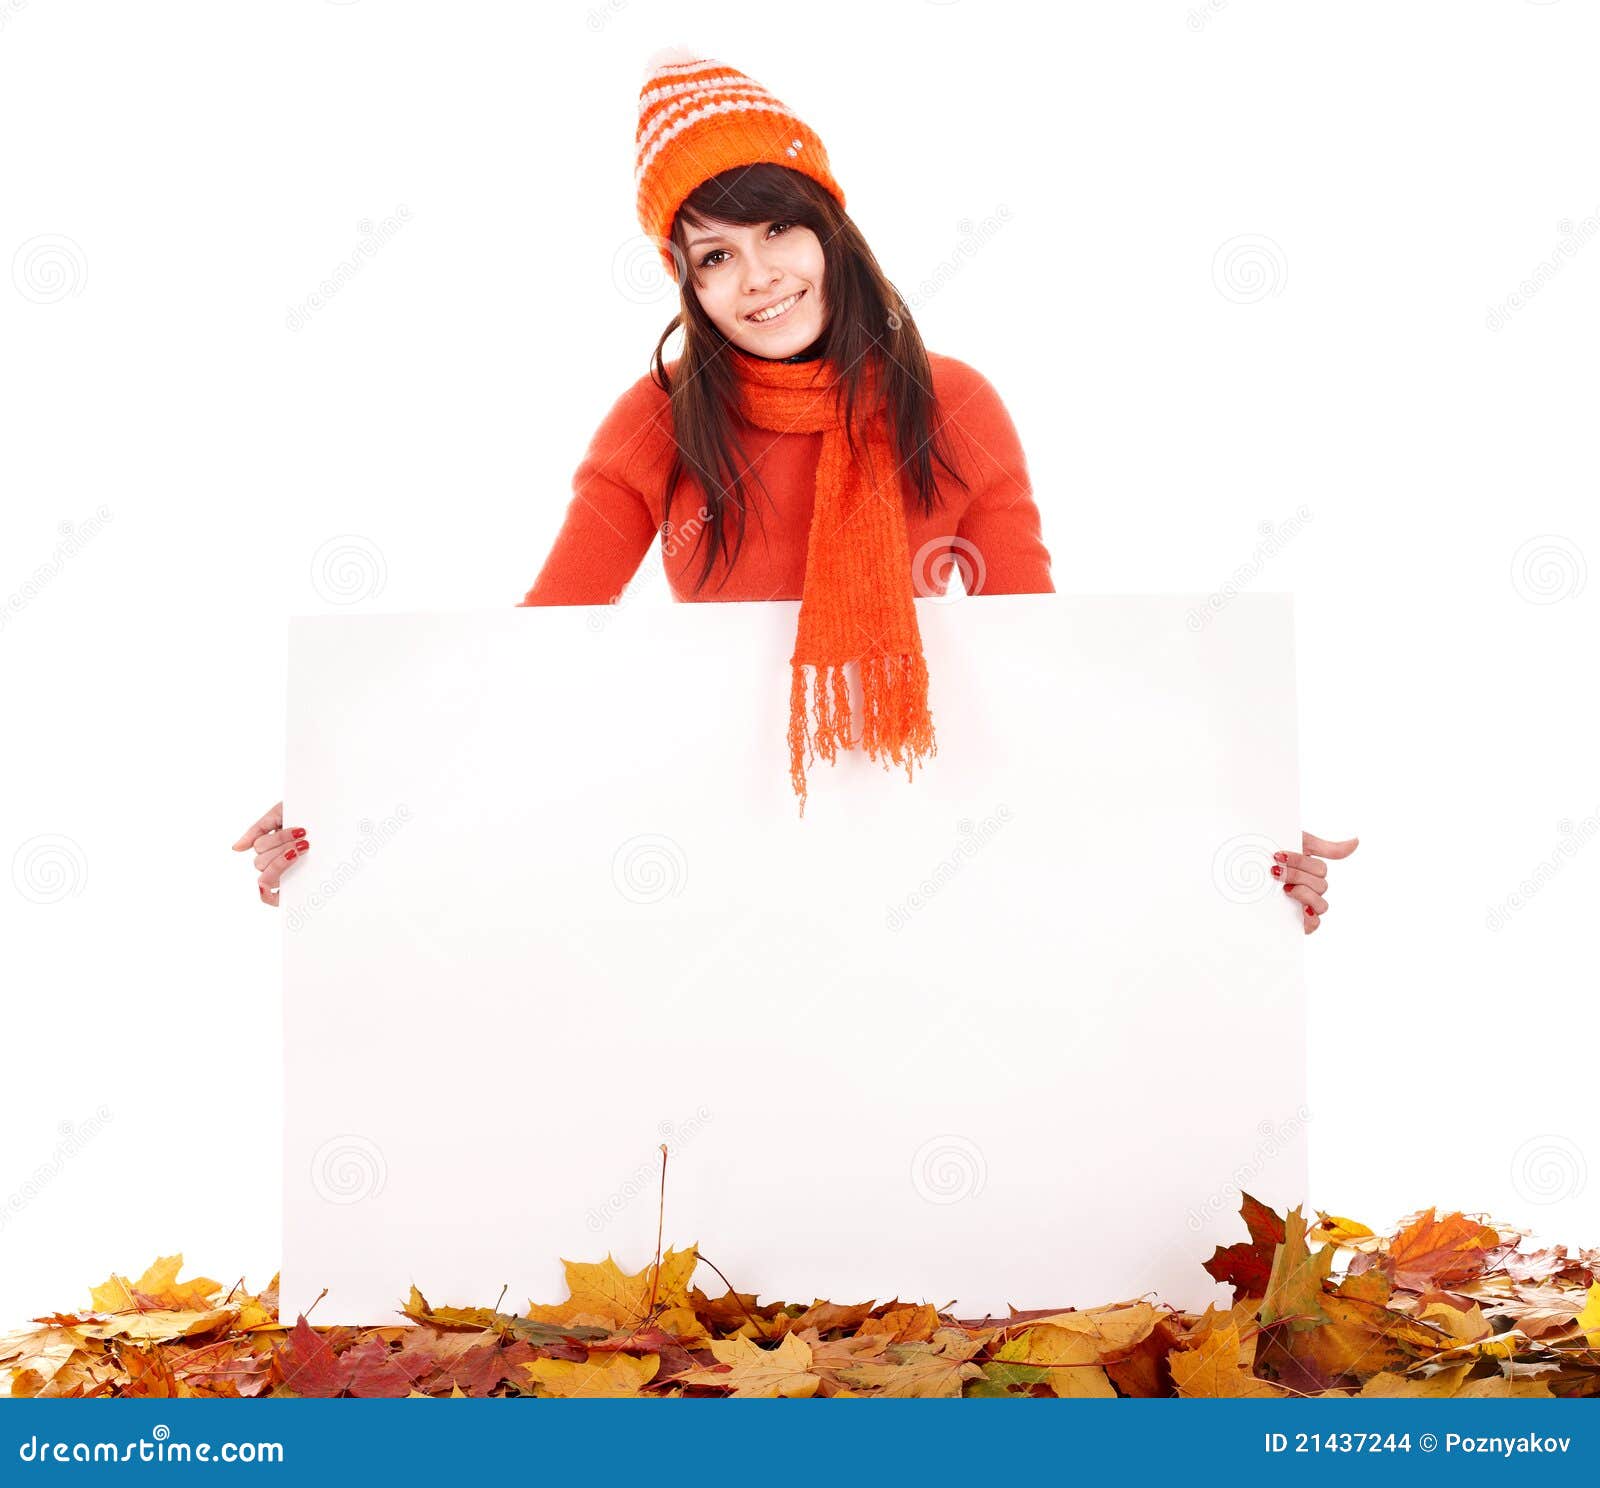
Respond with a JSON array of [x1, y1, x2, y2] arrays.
[[743, 245, 781, 296]]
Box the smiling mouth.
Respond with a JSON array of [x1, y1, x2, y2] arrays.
[[747, 288, 806, 325]]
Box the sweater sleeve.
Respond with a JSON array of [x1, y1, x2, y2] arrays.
[[947, 364, 1055, 596], [517, 376, 666, 607]]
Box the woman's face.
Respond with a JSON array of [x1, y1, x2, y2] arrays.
[[684, 217, 828, 358]]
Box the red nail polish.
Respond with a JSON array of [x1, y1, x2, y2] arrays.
[[298, 843, 310, 851], [292, 828, 306, 839], [1271, 865, 1283, 878], [1282, 883, 1292, 894], [285, 848, 297, 859], [1304, 906, 1315, 917]]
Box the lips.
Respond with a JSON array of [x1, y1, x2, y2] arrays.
[[747, 288, 806, 325]]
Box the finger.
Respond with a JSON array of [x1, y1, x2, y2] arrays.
[[255, 840, 310, 872], [233, 801, 284, 852], [1302, 907, 1320, 934], [258, 845, 306, 890], [1274, 851, 1327, 876], [1285, 883, 1328, 915], [259, 881, 279, 908], [1275, 866, 1327, 894], [1303, 831, 1358, 860], [251, 825, 307, 858]]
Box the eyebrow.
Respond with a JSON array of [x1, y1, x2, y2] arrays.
[[684, 234, 729, 250]]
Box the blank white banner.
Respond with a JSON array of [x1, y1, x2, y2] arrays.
[[282, 594, 1304, 1326]]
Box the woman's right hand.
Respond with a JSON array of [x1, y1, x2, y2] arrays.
[[232, 800, 309, 907]]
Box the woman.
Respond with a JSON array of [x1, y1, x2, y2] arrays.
[[235, 51, 1355, 927]]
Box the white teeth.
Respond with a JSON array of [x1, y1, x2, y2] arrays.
[[750, 290, 801, 322]]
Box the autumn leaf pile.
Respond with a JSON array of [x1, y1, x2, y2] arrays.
[[4, 1199, 1599, 1399]]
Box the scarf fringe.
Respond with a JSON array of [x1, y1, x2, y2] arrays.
[[788, 656, 938, 818]]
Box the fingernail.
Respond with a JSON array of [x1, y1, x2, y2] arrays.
[[292, 828, 306, 839], [1272, 852, 1287, 863], [298, 843, 310, 851], [1304, 906, 1315, 917], [1282, 883, 1292, 894], [1271, 865, 1283, 878], [285, 848, 298, 859]]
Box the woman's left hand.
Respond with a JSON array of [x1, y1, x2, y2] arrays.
[[1274, 830, 1359, 934]]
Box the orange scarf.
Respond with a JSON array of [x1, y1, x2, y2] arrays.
[[730, 348, 937, 816]]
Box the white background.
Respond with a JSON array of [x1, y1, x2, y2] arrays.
[[2, 1, 1596, 1325]]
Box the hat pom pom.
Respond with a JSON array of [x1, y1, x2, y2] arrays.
[[642, 44, 703, 78]]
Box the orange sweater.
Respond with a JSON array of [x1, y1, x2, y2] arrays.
[[518, 352, 1054, 606]]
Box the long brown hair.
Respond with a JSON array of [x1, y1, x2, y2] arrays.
[[649, 163, 970, 596]]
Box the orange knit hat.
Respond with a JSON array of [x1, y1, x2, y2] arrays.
[[634, 48, 846, 272]]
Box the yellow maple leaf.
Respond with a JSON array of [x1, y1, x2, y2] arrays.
[[993, 1325, 1117, 1399], [1571, 1282, 1600, 1347], [836, 1332, 985, 1399], [1170, 1321, 1287, 1398], [75, 1308, 238, 1343], [679, 1331, 820, 1398], [522, 1351, 660, 1398], [524, 1246, 699, 1332], [653, 1306, 711, 1345], [90, 1256, 221, 1314]]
